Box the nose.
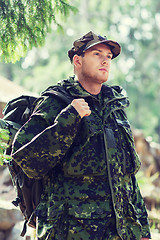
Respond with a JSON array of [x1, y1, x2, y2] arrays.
[[102, 56, 109, 65]]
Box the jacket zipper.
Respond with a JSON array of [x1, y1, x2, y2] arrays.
[[103, 123, 123, 240]]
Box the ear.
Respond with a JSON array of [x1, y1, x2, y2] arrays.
[[73, 55, 82, 68]]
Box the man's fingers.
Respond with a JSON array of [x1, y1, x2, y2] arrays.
[[71, 99, 91, 118]]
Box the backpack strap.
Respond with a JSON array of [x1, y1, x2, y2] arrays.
[[20, 220, 28, 237], [41, 87, 73, 105]]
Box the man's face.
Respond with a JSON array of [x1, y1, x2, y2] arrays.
[[78, 43, 113, 86]]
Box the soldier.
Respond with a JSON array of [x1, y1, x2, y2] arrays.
[[12, 31, 151, 239]]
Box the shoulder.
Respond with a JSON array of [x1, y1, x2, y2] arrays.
[[102, 84, 128, 98], [111, 85, 128, 98], [32, 83, 74, 124], [31, 94, 66, 125]]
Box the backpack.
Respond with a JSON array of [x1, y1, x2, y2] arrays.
[[0, 86, 72, 236]]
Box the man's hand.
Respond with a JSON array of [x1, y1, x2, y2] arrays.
[[71, 99, 91, 118], [141, 238, 149, 240]]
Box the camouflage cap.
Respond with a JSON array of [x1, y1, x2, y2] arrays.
[[68, 31, 121, 62]]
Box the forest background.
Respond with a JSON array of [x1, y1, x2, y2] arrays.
[[0, 0, 160, 143]]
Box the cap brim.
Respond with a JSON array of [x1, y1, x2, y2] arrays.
[[84, 40, 121, 59]]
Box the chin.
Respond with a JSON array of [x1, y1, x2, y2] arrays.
[[99, 78, 108, 84], [98, 74, 109, 83]]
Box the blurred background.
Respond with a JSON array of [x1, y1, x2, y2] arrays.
[[0, 0, 160, 239]]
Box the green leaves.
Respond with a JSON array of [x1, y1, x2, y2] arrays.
[[0, 129, 11, 165], [0, 0, 77, 63]]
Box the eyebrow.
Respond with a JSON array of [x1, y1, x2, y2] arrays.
[[91, 48, 113, 55]]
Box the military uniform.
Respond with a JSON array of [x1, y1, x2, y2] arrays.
[[12, 77, 151, 239]]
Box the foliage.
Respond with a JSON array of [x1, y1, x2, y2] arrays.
[[0, 129, 11, 165], [0, 0, 77, 63]]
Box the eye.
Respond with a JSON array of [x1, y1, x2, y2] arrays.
[[107, 55, 112, 59], [108, 55, 113, 60]]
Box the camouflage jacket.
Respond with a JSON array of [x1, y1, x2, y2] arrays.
[[12, 77, 151, 239]]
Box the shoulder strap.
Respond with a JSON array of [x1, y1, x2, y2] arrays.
[[41, 87, 73, 105]]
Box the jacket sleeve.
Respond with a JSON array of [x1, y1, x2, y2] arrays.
[[11, 96, 81, 179], [131, 175, 151, 239]]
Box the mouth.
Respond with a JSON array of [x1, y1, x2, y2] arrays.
[[99, 68, 108, 72]]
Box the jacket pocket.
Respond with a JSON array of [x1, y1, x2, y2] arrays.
[[125, 202, 142, 239], [127, 202, 138, 219], [126, 202, 142, 225], [36, 202, 67, 238], [68, 200, 112, 219], [116, 119, 141, 174], [116, 119, 133, 140], [47, 202, 65, 221]]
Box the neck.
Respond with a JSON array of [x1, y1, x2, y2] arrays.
[[77, 78, 102, 95]]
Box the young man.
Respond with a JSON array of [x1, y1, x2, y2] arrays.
[[12, 31, 151, 239]]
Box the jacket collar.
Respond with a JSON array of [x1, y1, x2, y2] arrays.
[[58, 76, 129, 109], [58, 77, 94, 99]]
